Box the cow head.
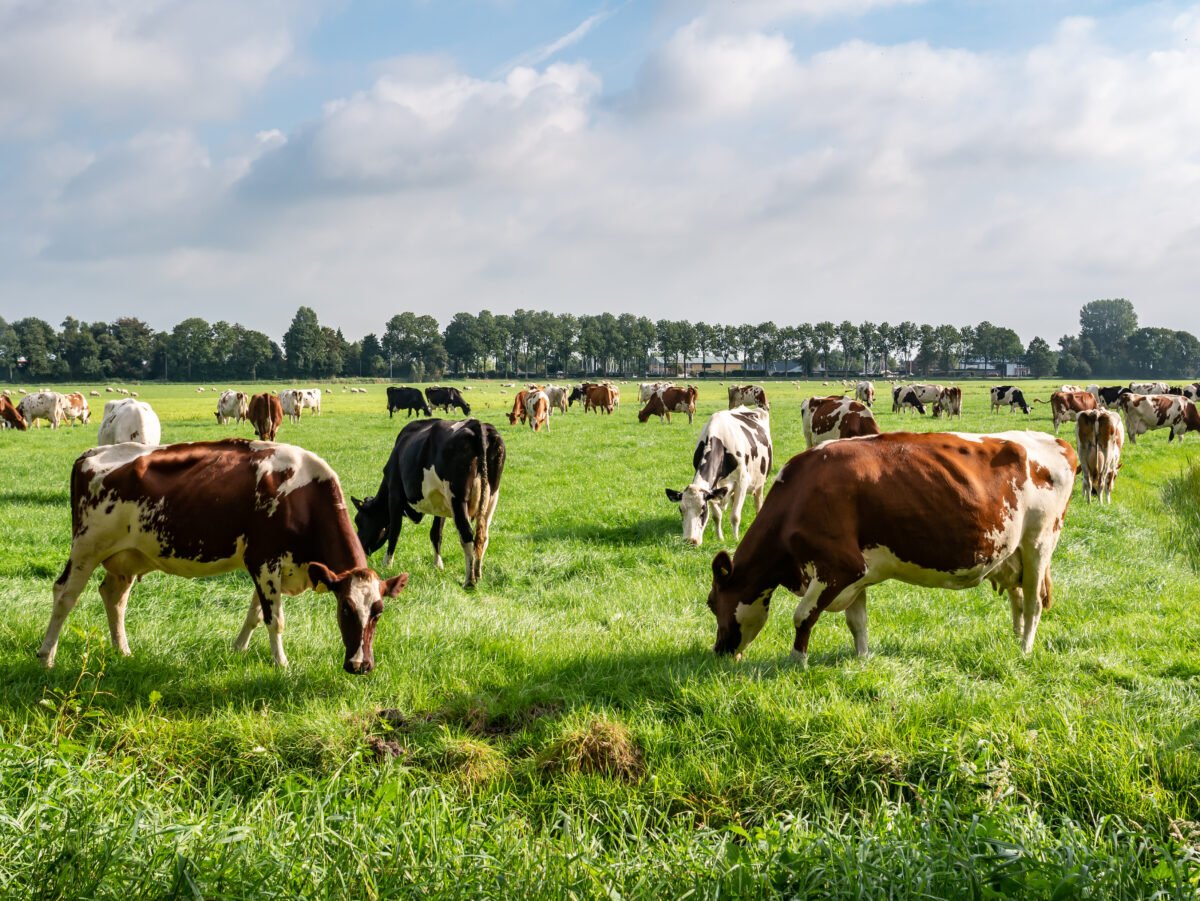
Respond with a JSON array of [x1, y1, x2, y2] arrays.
[[706, 550, 771, 656], [458, 398, 472, 415], [309, 563, 407, 673], [666, 485, 730, 545], [351, 495, 388, 555]]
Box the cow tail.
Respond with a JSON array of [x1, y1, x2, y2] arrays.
[[475, 418, 490, 525]]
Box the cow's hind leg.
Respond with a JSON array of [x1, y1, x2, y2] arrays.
[[1008, 587, 1025, 640], [38, 556, 98, 667], [844, 589, 869, 658], [451, 503, 476, 588], [1019, 555, 1051, 654], [98, 572, 135, 657], [473, 490, 500, 584], [430, 516, 446, 571], [233, 592, 263, 651]]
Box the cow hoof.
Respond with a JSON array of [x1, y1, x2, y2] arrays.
[[37, 651, 55, 669], [434, 556, 444, 571], [790, 650, 808, 668]]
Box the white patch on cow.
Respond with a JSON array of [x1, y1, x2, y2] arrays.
[[415, 466, 456, 518], [253, 445, 336, 514], [734, 587, 773, 650]]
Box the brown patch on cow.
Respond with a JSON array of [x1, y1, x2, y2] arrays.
[[537, 717, 645, 783], [638, 393, 667, 422], [585, 385, 614, 413]]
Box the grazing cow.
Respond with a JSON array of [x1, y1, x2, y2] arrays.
[[855, 381, 875, 407], [990, 385, 1030, 414], [705, 431, 1077, 663], [639, 382, 673, 403], [1048, 390, 1097, 434], [584, 384, 615, 414], [666, 407, 772, 545], [298, 388, 322, 417], [215, 390, 250, 425], [248, 393, 283, 442], [38, 440, 407, 673], [61, 393, 90, 426], [801, 396, 881, 448], [727, 384, 770, 411], [352, 418, 505, 587], [97, 399, 161, 446], [1075, 410, 1124, 505], [608, 382, 621, 409], [1130, 381, 1169, 395], [387, 386, 432, 418], [906, 383, 944, 406], [540, 385, 569, 414], [1088, 384, 1129, 408], [89, 390, 100, 398], [1118, 393, 1200, 443], [568, 385, 586, 408], [526, 390, 550, 432], [0, 394, 28, 430], [1184, 383, 1200, 401], [425, 386, 471, 415], [892, 386, 926, 415], [17, 391, 67, 429], [507, 390, 530, 425], [934, 386, 962, 419], [639, 386, 698, 423]]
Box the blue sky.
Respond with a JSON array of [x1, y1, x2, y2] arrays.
[[2, 0, 1198, 342]]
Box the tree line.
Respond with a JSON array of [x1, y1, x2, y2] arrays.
[[0, 299, 1194, 383]]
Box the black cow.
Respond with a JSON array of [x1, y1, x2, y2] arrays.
[[353, 419, 505, 588], [568, 386, 585, 408], [387, 386, 432, 418], [990, 385, 1029, 414], [425, 386, 471, 415]]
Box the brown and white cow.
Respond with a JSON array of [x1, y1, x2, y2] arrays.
[[934, 386, 962, 419], [249, 393, 283, 441], [62, 392, 90, 425], [727, 384, 769, 411], [855, 381, 875, 407], [1075, 409, 1124, 505], [584, 384, 615, 414], [1129, 381, 1169, 396], [216, 390, 250, 425], [706, 431, 1077, 664], [1118, 393, 1200, 443], [639, 381, 673, 403], [507, 390, 530, 425], [639, 385, 698, 424], [17, 391, 66, 429], [1183, 382, 1200, 401], [38, 440, 408, 673], [1060, 384, 1082, 393], [0, 394, 28, 430], [526, 390, 550, 432], [800, 396, 880, 448], [1048, 390, 1097, 434]]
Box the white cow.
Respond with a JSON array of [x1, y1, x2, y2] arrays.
[[17, 391, 67, 428], [541, 385, 569, 414], [639, 382, 673, 402], [855, 381, 875, 407], [97, 398, 161, 446], [216, 390, 249, 425], [665, 407, 771, 545], [279, 390, 303, 423], [1129, 381, 1169, 395]]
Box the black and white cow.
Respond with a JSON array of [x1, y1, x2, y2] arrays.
[[892, 386, 926, 415], [353, 419, 505, 587], [1087, 385, 1130, 408], [990, 385, 1030, 414], [425, 386, 471, 415], [387, 386, 432, 418], [665, 407, 771, 546]]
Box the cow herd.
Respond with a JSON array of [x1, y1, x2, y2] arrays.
[[7, 375, 1199, 676]]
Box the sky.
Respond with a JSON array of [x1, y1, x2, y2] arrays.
[[2, 0, 1198, 344]]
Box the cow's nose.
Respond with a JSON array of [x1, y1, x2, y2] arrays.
[[688, 537, 701, 547]]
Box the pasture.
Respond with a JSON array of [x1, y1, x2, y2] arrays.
[[1, 380, 1199, 898]]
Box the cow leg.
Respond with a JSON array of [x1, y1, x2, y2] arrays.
[[1008, 587, 1025, 639], [98, 572, 135, 657], [844, 590, 869, 658], [232, 592, 263, 651], [451, 502, 476, 588], [752, 483, 765, 513], [384, 494, 407, 567], [430, 516, 446, 570], [38, 556, 98, 667], [1018, 557, 1050, 654], [791, 580, 843, 667], [728, 485, 750, 540], [473, 489, 500, 583]]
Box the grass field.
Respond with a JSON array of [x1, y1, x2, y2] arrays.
[[2, 379, 1199, 899]]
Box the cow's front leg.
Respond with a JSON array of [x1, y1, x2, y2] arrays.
[[451, 502, 476, 588], [384, 494, 407, 567], [844, 590, 868, 658], [710, 500, 724, 541], [792, 580, 842, 667], [430, 516, 446, 570], [252, 575, 288, 667], [98, 572, 135, 657], [233, 592, 263, 651], [728, 485, 750, 540]]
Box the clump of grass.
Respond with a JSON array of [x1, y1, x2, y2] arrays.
[[537, 715, 644, 783], [436, 734, 507, 787], [1163, 461, 1200, 570]]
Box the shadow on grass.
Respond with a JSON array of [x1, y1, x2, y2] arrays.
[[528, 515, 679, 547], [0, 489, 70, 506]]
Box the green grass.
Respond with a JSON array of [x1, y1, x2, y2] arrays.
[[2, 379, 1200, 899]]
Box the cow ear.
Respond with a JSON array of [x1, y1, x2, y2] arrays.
[[665, 488, 683, 503], [706, 486, 731, 501], [351, 496, 364, 511], [309, 562, 340, 591], [712, 550, 733, 585], [381, 572, 409, 598]]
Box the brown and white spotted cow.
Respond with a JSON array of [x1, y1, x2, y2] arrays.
[[727, 384, 770, 411], [666, 407, 772, 545], [1129, 381, 1169, 396], [38, 440, 408, 673], [638, 385, 698, 424], [507, 390, 530, 425], [934, 386, 962, 419], [1075, 409, 1124, 505], [526, 390, 550, 432], [1, 395, 27, 430], [1118, 393, 1200, 443], [249, 393, 283, 441], [800, 396, 880, 448], [1048, 390, 1097, 434], [855, 381, 875, 407], [17, 391, 66, 429], [705, 431, 1077, 665], [97, 398, 161, 446], [62, 392, 91, 425]]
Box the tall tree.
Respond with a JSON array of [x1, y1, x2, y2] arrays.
[[284, 307, 325, 378], [169, 317, 213, 381], [1025, 337, 1056, 378], [1079, 299, 1137, 372]]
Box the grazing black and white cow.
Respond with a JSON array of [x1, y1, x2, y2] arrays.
[[990, 385, 1030, 414], [387, 386, 432, 418], [1087, 385, 1130, 408], [892, 386, 926, 415], [665, 407, 772, 546], [425, 386, 471, 415], [934, 386, 962, 419], [38, 440, 408, 673], [353, 419, 505, 588]]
